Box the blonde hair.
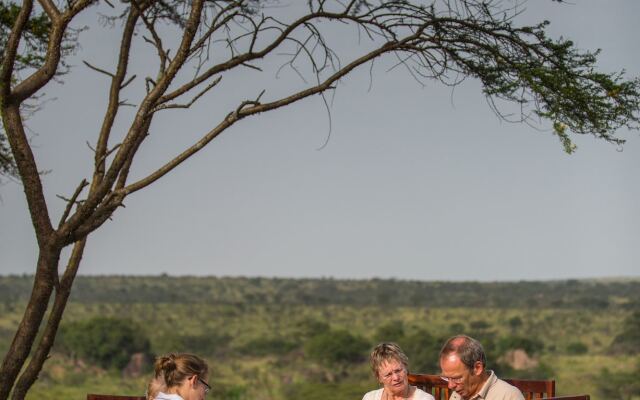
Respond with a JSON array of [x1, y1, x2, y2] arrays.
[[369, 342, 409, 379], [154, 353, 208, 389]]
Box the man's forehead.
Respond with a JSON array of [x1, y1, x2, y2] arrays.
[[440, 353, 465, 372]]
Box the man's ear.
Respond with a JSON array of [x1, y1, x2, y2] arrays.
[[473, 361, 484, 376]]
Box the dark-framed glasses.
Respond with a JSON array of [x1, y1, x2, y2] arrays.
[[198, 377, 211, 394]]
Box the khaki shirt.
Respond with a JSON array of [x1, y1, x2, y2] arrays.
[[450, 371, 524, 400]]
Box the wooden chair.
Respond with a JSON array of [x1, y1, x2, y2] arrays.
[[408, 373, 555, 400], [87, 395, 146, 400], [543, 396, 589, 400]]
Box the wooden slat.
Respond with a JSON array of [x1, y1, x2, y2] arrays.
[[544, 396, 589, 400], [504, 378, 555, 399], [87, 394, 146, 400]]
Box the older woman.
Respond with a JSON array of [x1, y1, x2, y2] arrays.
[[363, 343, 435, 400], [152, 353, 211, 400]]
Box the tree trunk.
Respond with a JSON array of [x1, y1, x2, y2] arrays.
[[0, 243, 61, 400], [10, 239, 87, 400]]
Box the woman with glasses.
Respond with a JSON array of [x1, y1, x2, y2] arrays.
[[363, 343, 435, 400], [151, 353, 211, 400]]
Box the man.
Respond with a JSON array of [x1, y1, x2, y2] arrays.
[[439, 335, 523, 400]]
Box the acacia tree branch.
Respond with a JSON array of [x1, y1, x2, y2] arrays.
[[152, 76, 221, 112], [89, 5, 141, 190], [11, 0, 94, 102], [36, 0, 61, 22], [60, 0, 207, 239], [57, 179, 89, 228], [1, 106, 54, 243], [134, 0, 170, 75], [82, 60, 115, 77], [115, 118, 152, 190], [158, 9, 334, 105], [0, 0, 33, 88], [122, 33, 412, 195]]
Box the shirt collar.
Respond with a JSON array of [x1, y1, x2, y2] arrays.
[[471, 370, 497, 400]]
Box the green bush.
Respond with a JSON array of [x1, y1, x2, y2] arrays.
[[400, 329, 443, 373], [497, 336, 544, 356], [566, 341, 588, 355], [153, 332, 230, 356], [292, 318, 330, 341], [373, 321, 405, 344], [610, 311, 640, 355], [57, 317, 150, 370], [508, 316, 523, 331], [237, 336, 297, 356], [597, 364, 640, 400], [305, 330, 369, 366]]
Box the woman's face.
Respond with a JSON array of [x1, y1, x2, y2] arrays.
[[377, 358, 408, 396]]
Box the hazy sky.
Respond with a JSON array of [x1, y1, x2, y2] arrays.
[[1, 1, 639, 281]]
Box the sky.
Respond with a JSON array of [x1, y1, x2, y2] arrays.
[[1, 0, 639, 281]]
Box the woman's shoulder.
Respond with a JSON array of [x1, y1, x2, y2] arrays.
[[153, 392, 184, 400], [363, 388, 384, 400], [413, 387, 436, 400]]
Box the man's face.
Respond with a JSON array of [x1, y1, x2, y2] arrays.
[[439, 354, 484, 400]]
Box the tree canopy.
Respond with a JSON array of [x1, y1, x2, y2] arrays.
[[1, 1, 639, 399]]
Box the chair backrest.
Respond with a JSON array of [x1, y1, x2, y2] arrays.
[[408, 374, 556, 400], [544, 396, 589, 400], [504, 378, 555, 400], [87, 395, 146, 400], [407, 373, 450, 400]]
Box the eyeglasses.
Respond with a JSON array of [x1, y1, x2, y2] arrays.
[[440, 376, 464, 384], [198, 377, 211, 394], [380, 367, 406, 381]]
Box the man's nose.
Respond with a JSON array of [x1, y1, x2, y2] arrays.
[[447, 380, 457, 389]]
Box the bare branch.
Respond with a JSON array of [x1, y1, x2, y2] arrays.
[[120, 74, 137, 89], [83, 60, 115, 77], [152, 76, 222, 112], [57, 179, 89, 228]]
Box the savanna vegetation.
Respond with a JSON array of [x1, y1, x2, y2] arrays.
[[0, 276, 638, 400]]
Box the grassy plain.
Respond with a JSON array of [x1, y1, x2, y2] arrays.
[[0, 277, 637, 400]]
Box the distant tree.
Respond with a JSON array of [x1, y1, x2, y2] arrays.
[[508, 316, 523, 332], [238, 336, 297, 357], [56, 317, 151, 370], [611, 310, 640, 354], [305, 330, 369, 367], [2, 1, 640, 398], [565, 341, 588, 355], [497, 336, 544, 356], [292, 318, 331, 342], [154, 332, 231, 357], [401, 329, 442, 373], [373, 321, 406, 344], [597, 363, 640, 400], [469, 320, 492, 332], [610, 310, 640, 355], [448, 322, 465, 335]]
